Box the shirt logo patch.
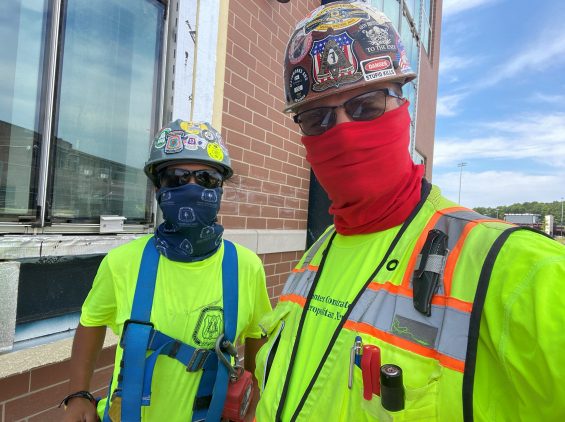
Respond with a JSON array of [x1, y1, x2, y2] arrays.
[[193, 306, 223, 347]]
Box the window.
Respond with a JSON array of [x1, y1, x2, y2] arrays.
[[0, 0, 48, 222], [422, 0, 433, 54], [383, 0, 401, 29], [0, 0, 165, 228]]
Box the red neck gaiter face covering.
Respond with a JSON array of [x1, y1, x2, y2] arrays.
[[302, 102, 424, 235]]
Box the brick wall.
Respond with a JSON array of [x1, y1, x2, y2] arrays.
[[0, 347, 115, 422], [218, 0, 319, 232]]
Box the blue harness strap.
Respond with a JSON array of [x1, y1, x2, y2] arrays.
[[103, 238, 238, 422]]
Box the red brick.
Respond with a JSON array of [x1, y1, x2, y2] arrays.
[[231, 72, 254, 97], [229, 101, 253, 122], [267, 218, 284, 230], [285, 197, 300, 209], [282, 162, 299, 177], [266, 275, 280, 288], [253, 112, 274, 133], [239, 203, 260, 217], [5, 381, 68, 421], [220, 200, 238, 215], [28, 405, 66, 422], [261, 205, 279, 218], [239, 176, 262, 192], [225, 55, 250, 80], [243, 149, 266, 167], [248, 165, 269, 180], [225, 128, 252, 150], [0, 372, 29, 402], [247, 217, 267, 229], [232, 44, 257, 72], [254, 86, 275, 108], [227, 24, 251, 53], [222, 216, 246, 229], [244, 122, 266, 142], [30, 360, 70, 390], [269, 170, 286, 184], [262, 181, 280, 195], [280, 184, 296, 197], [287, 174, 302, 188], [249, 139, 271, 157], [263, 252, 282, 265], [266, 133, 286, 150], [222, 113, 246, 134], [279, 208, 294, 219], [268, 195, 285, 207], [232, 160, 250, 176], [247, 192, 269, 205], [284, 220, 300, 230], [91, 366, 114, 391]]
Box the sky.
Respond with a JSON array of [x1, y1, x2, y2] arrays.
[[433, 0, 565, 208]]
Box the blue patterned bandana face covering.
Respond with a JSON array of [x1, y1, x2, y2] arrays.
[[154, 183, 224, 262]]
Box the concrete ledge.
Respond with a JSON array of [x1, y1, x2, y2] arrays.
[[224, 229, 307, 254], [0, 329, 118, 379], [0, 230, 307, 259], [0, 262, 19, 353]]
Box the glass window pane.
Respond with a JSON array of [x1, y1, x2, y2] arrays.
[[383, 0, 401, 29], [0, 0, 48, 220], [52, 0, 164, 223]]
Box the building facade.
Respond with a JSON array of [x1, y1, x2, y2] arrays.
[[0, 0, 442, 420]]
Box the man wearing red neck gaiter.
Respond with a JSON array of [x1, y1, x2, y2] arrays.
[[255, 2, 565, 421], [300, 83, 424, 235]]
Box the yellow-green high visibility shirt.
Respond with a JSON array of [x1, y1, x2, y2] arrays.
[[80, 235, 272, 421]]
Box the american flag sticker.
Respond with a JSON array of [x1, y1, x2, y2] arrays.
[[310, 32, 362, 92]]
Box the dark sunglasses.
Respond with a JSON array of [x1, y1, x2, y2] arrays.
[[157, 168, 223, 189], [293, 88, 404, 136]]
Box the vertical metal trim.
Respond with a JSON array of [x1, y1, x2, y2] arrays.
[[36, 0, 63, 227], [189, 0, 201, 121]]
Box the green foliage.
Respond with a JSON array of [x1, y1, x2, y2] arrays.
[[474, 200, 565, 221]]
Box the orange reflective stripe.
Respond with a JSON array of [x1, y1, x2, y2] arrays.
[[307, 264, 319, 271], [344, 320, 465, 372], [292, 267, 306, 273], [280, 294, 306, 307], [292, 264, 318, 273], [367, 281, 472, 313], [443, 219, 513, 296], [401, 206, 467, 288]]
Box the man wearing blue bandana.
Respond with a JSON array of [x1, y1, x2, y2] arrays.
[[62, 120, 271, 422]]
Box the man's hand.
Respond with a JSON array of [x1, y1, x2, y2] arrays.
[[62, 396, 99, 422]]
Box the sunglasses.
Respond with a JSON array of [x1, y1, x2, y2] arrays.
[[293, 88, 404, 136], [157, 168, 223, 189]]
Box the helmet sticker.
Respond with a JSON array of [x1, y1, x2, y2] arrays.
[[288, 30, 313, 64], [355, 21, 396, 54], [154, 128, 170, 149], [165, 130, 187, 154], [183, 136, 199, 151], [305, 4, 368, 33], [360, 56, 395, 81], [289, 67, 310, 103], [396, 37, 413, 74], [201, 129, 217, 142], [207, 143, 224, 161], [310, 32, 362, 92], [180, 120, 202, 134]]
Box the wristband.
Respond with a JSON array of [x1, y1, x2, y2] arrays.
[[59, 390, 96, 410]]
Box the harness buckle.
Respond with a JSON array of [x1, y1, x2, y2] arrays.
[[120, 319, 154, 348], [186, 348, 211, 372]]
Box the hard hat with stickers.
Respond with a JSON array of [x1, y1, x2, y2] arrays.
[[144, 119, 233, 187], [283, 0, 416, 113]]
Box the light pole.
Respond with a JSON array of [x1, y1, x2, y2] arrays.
[[457, 162, 468, 204]]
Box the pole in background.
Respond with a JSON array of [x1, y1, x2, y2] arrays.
[[457, 162, 468, 204]]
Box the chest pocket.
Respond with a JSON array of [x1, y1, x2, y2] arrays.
[[255, 304, 292, 392]]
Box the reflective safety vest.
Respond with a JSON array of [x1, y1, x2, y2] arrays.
[[255, 184, 555, 421]]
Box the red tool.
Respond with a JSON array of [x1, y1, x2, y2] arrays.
[[360, 345, 381, 400]]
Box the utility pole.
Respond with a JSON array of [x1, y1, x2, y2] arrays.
[[457, 162, 468, 204]]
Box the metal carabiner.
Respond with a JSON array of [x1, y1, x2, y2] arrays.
[[215, 334, 242, 380]]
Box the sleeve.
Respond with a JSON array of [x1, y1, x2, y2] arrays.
[[80, 255, 119, 333], [474, 232, 565, 420], [240, 252, 272, 340]]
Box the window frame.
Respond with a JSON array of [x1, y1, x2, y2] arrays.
[[0, 0, 168, 234]]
